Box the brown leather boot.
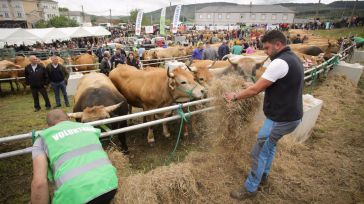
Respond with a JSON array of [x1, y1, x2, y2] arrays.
[[230, 186, 257, 200]]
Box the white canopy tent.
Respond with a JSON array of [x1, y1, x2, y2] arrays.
[[27, 28, 70, 43], [0, 28, 40, 46], [0, 27, 111, 47], [83, 26, 111, 36], [58, 27, 94, 38]]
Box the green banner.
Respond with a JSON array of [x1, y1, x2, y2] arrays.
[[160, 7, 166, 35]]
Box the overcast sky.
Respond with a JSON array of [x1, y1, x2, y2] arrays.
[[55, 0, 339, 16]]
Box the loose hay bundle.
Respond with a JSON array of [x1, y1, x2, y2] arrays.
[[117, 162, 200, 204], [201, 74, 261, 148]]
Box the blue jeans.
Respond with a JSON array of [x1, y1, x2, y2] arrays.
[[244, 118, 301, 192], [51, 81, 69, 106]]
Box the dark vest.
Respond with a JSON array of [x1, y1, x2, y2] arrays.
[[263, 47, 304, 122]]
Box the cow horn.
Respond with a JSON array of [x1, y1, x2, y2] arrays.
[[221, 54, 230, 60], [105, 102, 123, 113], [67, 112, 83, 119], [226, 56, 237, 65], [207, 60, 217, 69], [167, 66, 173, 78]]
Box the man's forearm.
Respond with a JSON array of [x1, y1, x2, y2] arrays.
[[235, 86, 259, 100], [31, 180, 49, 204]]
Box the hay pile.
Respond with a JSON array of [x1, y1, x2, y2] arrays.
[[111, 74, 261, 204], [109, 74, 364, 203]]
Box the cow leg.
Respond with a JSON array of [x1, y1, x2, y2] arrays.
[[9, 81, 15, 92], [128, 105, 133, 114], [14, 78, 20, 91], [184, 123, 189, 137], [158, 112, 171, 138], [146, 114, 155, 145], [162, 122, 171, 138], [114, 121, 129, 154]]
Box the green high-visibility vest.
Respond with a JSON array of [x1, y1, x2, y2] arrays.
[[39, 121, 118, 204]]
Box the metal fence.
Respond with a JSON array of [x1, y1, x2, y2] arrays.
[[0, 45, 357, 158], [0, 98, 214, 159]]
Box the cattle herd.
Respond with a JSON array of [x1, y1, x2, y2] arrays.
[[0, 29, 354, 151]]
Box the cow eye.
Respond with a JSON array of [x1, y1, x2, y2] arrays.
[[181, 81, 187, 84], [199, 78, 204, 81]]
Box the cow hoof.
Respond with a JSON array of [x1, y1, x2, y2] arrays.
[[163, 132, 171, 138], [149, 142, 155, 147], [184, 132, 189, 137]]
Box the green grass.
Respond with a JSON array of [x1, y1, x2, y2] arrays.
[[310, 27, 364, 39]]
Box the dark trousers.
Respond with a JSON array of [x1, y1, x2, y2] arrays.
[[31, 87, 51, 109], [51, 81, 69, 106], [86, 189, 117, 204]]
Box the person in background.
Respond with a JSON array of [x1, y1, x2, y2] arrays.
[[162, 41, 168, 48], [126, 52, 140, 69], [191, 42, 204, 60], [46, 56, 70, 108], [218, 40, 230, 60], [110, 49, 125, 68], [225, 30, 303, 201], [241, 39, 249, 53], [31, 109, 118, 204], [99, 51, 112, 76], [203, 42, 218, 60], [231, 41, 243, 55], [137, 45, 146, 60], [25, 55, 51, 112], [245, 43, 255, 54], [96, 44, 105, 63]]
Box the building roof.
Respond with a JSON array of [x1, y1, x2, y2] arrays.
[[39, 0, 58, 3], [196, 5, 295, 13]]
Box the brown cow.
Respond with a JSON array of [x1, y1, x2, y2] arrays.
[[146, 47, 187, 60], [66, 53, 97, 71], [0, 60, 25, 92], [68, 72, 129, 153], [40, 56, 65, 67], [222, 55, 270, 82], [109, 64, 205, 145], [14, 55, 30, 68], [0, 60, 22, 92]]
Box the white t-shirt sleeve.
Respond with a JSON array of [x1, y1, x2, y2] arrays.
[[261, 58, 289, 82]]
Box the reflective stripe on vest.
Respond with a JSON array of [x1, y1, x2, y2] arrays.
[[55, 157, 111, 189], [52, 144, 103, 172]]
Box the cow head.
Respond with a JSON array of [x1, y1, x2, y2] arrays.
[[167, 66, 206, 102], [14, 55, 30, 67], [224, 55, 269, 82], [186, 64, 213, 88], [68, 103, 122, 123]]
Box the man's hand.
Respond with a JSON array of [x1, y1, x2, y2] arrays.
[[224, 92, 237, 102]]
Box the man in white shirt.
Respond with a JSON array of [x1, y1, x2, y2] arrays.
[[225, 30, 304, 200]]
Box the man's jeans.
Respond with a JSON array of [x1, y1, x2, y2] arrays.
[[51, 81, 69, 107], [244, 118, 301, 192]]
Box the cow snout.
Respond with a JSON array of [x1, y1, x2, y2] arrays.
[[201, 88, 208, 98]]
